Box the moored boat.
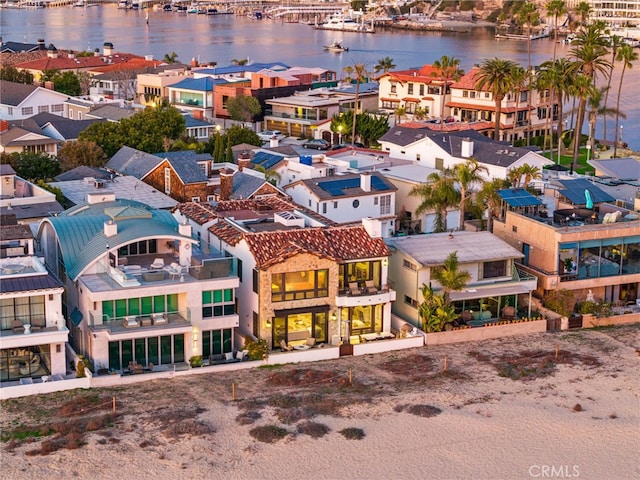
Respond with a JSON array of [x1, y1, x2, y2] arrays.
[[323, 41, 348, 52]]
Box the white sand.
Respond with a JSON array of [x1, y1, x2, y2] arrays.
[[2, 329, 639, 480]]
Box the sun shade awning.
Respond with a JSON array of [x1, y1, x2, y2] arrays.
[[449, 283, 533, 302]]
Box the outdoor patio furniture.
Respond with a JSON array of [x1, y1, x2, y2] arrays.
[[152, 313, 167, 325], [11, 320, 24, 334], [364, 280, 378, 294], [150, 258, 165, 269], [501, 306, 516, 320], [280, 340, 293, 352], [305, 337, 316, 348], [123, 316, 139, 328], [349, 282, 361, 296]]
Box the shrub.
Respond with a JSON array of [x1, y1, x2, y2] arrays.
[[246, 338, 269, 361], [339, 427, 365, 440], [249, 425, 289, 444], [189, 355, 203, 368], [543, 289, 574, 317], [76, 361, 86, 378], [296, 421, 330, 438]]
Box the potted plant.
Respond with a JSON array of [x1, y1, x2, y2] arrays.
[[189, 355, 203, 368]]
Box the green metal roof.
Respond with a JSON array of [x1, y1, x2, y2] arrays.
[[42, 199, 182, 281]]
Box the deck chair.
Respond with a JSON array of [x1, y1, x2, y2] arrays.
[[150, 258, 165, 270], [365, 280, 377, 294], [349, 282, 361, 296], [305, 337, 316, 348], [280, 340, 293, 352]]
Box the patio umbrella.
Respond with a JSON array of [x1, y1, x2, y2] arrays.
[[585, 189, 594, 209]]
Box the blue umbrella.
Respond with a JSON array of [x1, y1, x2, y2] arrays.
[[585, 189, 594, 209]]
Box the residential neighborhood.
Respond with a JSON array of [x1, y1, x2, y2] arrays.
[[1, 20, 639, 401]]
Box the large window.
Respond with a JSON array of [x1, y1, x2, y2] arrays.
[[202, 328, 232, 357], [102, 294, 178, 322], [117, 239, 157, 257], [339, 261, 381, 291], [271, 269, 328, 302], [202, 289, 235, 317], [559, 236, 640, 281], [108, 334, 184, 371], [340, 304, 383, 335], [0, 296, 45, 330], [272, 309, 328, 346], [482, 260, 507, 279]]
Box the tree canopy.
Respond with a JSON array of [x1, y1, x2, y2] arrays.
[[226, 95, 262, 123], [57, 141, 108, 172], [41, 69, 81, 96]]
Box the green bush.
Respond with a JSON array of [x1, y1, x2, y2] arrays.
[[189, 355, 203, 367], [543, 289, 575, 317], [246, 338, 269, 360]]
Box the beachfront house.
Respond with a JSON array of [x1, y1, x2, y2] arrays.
[[386, 231, 538, 328], [37, 193, 240, 373]]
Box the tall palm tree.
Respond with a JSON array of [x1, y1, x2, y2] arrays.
[[602, 35, 625, 148], [539, 58, 574, 162], [509, 163, 542, 189], [586, 86, 622, 156], [410, 170, 460, 233], [475, 58, 519, 141], [509, 65, 527, 144], [568, 24, 611, 160], [374, 56, 396, 74], [432, 251, 471, 304], [546, 0, 568, 61], [231, 58, 249, 66], [613, 44, 638, 157], [349, 63, 369, 147], [517, 1, 540, 71], [574, 1, 591, 27], [431, 55, 464, 130], [452, 159, 488, 231], [162, 52, 178, 64], [567, 74, 594, 172]]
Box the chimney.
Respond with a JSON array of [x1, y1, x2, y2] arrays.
[[46, 44, 58, 58], [0, 120, 8, 133], [104, 220, 117, 237], [461, 137, 474, 158], [44, 81, 54, 90], [191, 57, 198, 67], [237, 151, 251, 172], [269, 135, 280, 148], [37, 38, 45, 50], [193, 109, 203, 120], [178, 221, 192, 237], [219, 168, 234, 201], [94, 48, 100, 57], [103, 42, 114, 56], [360, 172, 371, 192]]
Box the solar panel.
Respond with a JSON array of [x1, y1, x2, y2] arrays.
[[498, 189, 543, 207], [558, 179, 615, 204], [371, 177, 390, 191]]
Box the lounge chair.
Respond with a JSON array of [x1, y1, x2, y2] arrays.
[[349, 282, 361, 296], [305, 337, 316, 348], [166, 262, 182, 279], [280, 340, 293, 352], [150, 258, 165, 270], [364, 280, 378, 294], [12, 320, 24, 334]]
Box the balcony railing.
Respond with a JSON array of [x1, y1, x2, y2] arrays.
[[89, 309, 190, 332], [264, 110, 327, 122]]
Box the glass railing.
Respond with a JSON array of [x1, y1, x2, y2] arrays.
[[90, 308, 190, 329]]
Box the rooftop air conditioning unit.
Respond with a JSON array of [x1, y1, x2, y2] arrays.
[[95, 180, 105, 189]]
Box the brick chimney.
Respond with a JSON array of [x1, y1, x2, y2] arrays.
[[44, 81, 54, 90], [0, 120, 9, 133], [219, 168, 234, 201], [237, 151, 251, 171]]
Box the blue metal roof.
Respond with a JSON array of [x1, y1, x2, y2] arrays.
[[169, 77, 226, 91], [558, 179, 615, 205], [194, 62, 290, 76], [41, 199, 182, 281], [498, 189, 543, 207]]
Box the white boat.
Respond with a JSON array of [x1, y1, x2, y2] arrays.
[[315, 14, 375, 33], [323, 41, 348, 52], [117, 0, 129, 8]]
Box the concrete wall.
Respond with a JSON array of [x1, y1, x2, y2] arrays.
[[580, 312, 640, 328], [425, 319, 547, 346]]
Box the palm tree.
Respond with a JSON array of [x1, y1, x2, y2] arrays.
[[546, 0, 568, 61], [574, 1, 591, 27], [452, 159, 488, 231], [539, 58, 574, 162], [613, 44, 638, 157], [509, 65, 527, 144], [477, 178, 511, 232], [162, 52, 178, 64], [602, 35, 625, 149], [475, 58, 519, 141], [374, 56, 396, 74], [509, 163, 542, 189], [517, 1, 540, 71], [349, 63, 369, 147], [568, 24, 611, 162], [431, 55, 464, 130], [567, 74, 593, 172], [231, 58, 249, 66], [586, 86, 623, 156], [432, 251, 471, 304], [410, 170, 460, 233]]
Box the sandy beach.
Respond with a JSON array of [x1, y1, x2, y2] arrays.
[[2, 325, 639, 480]]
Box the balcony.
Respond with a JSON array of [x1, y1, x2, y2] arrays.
[[336, 283, 396, 307], [263, 110, 327, 123], [89, 309, 190, 336]]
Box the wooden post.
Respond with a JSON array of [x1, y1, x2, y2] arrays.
[[349, 368, 352, 385], [443, 356, 448, 372], [112, 396, 116, 414], [232, 382, 236, 401], [555, 344, 559, 359]]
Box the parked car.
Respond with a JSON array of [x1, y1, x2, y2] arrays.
[[258, 130, 284, 142], [302, 139, 330, 150], [331, 142, 365, 150]]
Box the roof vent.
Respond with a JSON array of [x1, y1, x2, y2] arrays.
[[95, 180, 105, 189]]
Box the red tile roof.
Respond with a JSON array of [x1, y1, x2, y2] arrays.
[[451, 67, 482, 90], [16, 53, 146, 71], [241, 226, 389, 269]]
